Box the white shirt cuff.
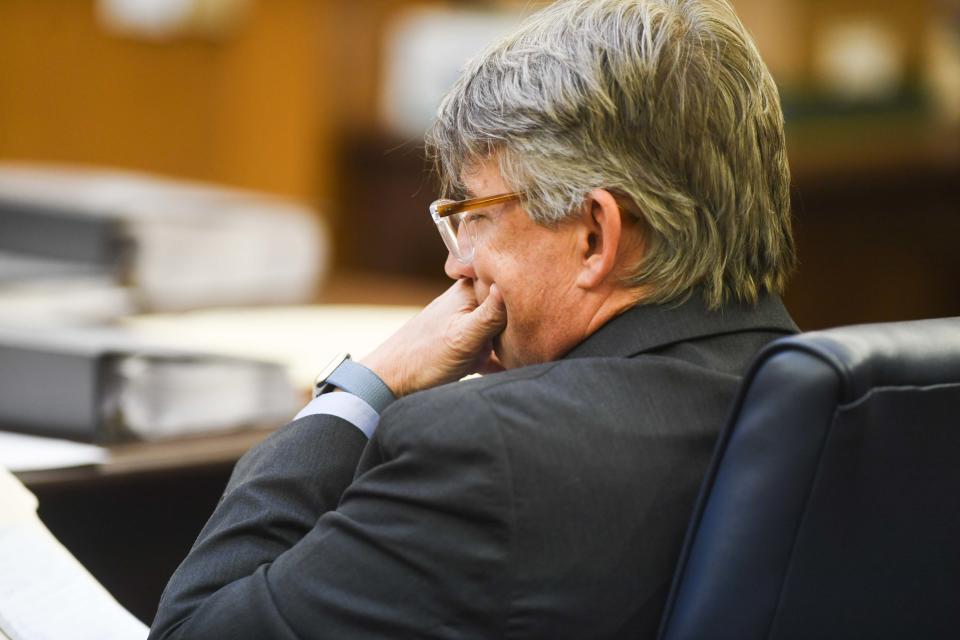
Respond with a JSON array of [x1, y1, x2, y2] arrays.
[[293, 392, 381, 439]]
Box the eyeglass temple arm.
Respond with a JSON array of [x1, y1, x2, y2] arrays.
[[435, 192, 522, 218]]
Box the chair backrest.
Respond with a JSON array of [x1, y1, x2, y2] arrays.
[[658, 318, 960, 640]]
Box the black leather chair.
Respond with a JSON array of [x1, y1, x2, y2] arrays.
[[658, 318, 960, 640]]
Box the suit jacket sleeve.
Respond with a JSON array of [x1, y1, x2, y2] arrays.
[[149, 388, 513, 640]]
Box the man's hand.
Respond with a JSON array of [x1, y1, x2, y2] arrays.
[[360, 279, 507, 397]]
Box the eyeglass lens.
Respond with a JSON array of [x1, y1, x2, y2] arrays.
[[436, 212, 475, 263]]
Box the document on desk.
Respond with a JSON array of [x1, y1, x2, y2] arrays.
[[0, 431, 107, 472], [0, 466, 148, 640]]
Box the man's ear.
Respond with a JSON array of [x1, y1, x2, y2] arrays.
[[575, 188, 624, 290]]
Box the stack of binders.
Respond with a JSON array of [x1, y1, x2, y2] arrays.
[[0, 163, 328, 324], [0, 323, 300, 444], [0, 163, 324, 442]]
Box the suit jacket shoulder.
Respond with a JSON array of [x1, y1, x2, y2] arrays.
[[354, 293, 797, 638]]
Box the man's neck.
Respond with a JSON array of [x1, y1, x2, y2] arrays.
[[583, 285, 650, 337]]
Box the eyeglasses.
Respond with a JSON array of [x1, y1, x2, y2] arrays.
[[429, 192, 522, 263]]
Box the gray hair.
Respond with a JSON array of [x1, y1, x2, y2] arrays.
[[425, 0, 795, 309]]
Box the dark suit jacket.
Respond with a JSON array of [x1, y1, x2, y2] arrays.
[[149, 293, 797, 639]]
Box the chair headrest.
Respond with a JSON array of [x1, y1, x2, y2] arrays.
[[760, 317, 960, 403]]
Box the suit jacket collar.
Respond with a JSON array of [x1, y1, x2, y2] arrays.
[[564, 291, 798, 360]]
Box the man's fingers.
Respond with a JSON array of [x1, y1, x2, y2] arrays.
[[471, 284, 507, 335], [447, 284, 506, 361]]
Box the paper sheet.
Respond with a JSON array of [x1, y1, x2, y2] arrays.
[[0, 522, 149, 640], [0, 468, 38, 525], [0, 467, 148, 640], [0, 431, 107, 473]]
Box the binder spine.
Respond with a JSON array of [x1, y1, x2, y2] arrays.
[[0, 197, 128, 273], [0, 345, 102, 442]]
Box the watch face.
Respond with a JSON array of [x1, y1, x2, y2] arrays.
[[314, 352, 351, 391]]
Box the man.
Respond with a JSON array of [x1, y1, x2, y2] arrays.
[[150, 0, 797, 637]]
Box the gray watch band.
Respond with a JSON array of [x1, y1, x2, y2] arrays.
[[315, 356, 396, 414]]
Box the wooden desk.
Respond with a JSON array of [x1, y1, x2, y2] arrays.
[[16, 428, 276, 489]]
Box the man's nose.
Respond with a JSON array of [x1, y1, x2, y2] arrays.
[[444, 252, 476, 280]]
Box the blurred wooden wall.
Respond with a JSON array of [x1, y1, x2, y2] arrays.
[[0, 0, 329, 200], [0, 0, 451, 271], [0, 0, 957, 328]]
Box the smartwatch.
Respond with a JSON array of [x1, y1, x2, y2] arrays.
[[313, 352, 396, 414]]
